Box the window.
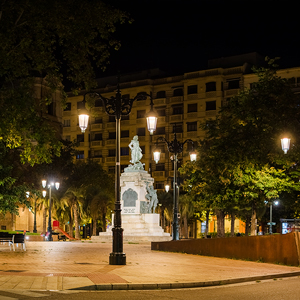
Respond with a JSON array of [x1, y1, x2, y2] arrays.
[[94, 150, 102, 157], [137, 127, 146, 136], [156, 108, 166, 116], [206, 81, 216, 92], [77, 134, 84, 142], [47, 102, 54, 116], [156, 163, 165, 171], [156, 127, 165, 135], [172, 123, 183, 133], [77, 101, 85, 109], [137, 110, 146, 118], [109, 115, 115, 122], [227, 78, 240, 89], [94, 117, 102, 124], [64, 103, 71, 111], [188, 85, 197, 94], [122, 115, 129, 120], [206, 101, 216, 111], [156, 91, 166, 98], [76, 151, 84, 160], [95, 99, 103, 107], [108, 149, 116, 157], [187, 122, 197, 132], [63, 119, 71, 127], [188, 103, 197, 113], [121, 130, 129, 138], [155, 182, 165, 189], [121, 147, 129, 156], [173, 88, 183, 96], [109, 132, 116, 139], [172, 104, 183, 115], [94, 133, 102, 140]]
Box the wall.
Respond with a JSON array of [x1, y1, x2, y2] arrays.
[[151, 232, 300, 266]]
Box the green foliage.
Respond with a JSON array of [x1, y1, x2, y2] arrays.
[[180, 61, 300, 233], [0, 1, 129, 213]]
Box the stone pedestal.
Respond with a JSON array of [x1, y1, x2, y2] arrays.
[[97, 169, 171, 242]]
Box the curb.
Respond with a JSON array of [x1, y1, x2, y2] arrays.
[[71, 271, 300, 291]]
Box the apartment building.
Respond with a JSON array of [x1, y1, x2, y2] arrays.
[[62, 53, 300, 191]]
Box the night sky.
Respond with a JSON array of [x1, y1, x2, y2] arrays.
[[101, 0, 300, 77]]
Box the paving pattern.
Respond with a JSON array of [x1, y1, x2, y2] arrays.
[[0, 240, 300, 290]]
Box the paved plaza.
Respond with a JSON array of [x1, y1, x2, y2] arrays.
[[0, 240, 300, 290]]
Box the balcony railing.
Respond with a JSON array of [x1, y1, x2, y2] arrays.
[[91, 123, 102, 130], [153, 171, 165, 177], [91, 141, 102, 147], [169, 96, 183, 103]]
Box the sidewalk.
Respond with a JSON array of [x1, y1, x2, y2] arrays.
[[0, 240, 300, 291]]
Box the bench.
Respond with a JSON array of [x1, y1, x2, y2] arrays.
[[0, 232, 26, 251]]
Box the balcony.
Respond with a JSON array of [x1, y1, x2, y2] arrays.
[[205, 91, 217, 98], [106, 122, 115, 129], [169, 96, 183, 104], [170, 115, 183, 122], [206, 111, 217, 117], [136, 118, 146, 125], [224, 89, 239, 97], [91, 141, 102, 147], [187, 94, 198, 101], [121, 155, 129, 162], [154, 98, 166, 105], [63, 111, 71, 116], [106, 157, 115, 163], [153, 171, 165, 178], [187, 112, 198, 119], [106, 139, 116, 146], [92, 157, 102, 163], [157, 116, 166, 123], [91, 123, 102, 130]]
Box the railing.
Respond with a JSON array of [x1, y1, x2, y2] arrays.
[[170, 115, 183, 122], [169, 96, 183, 103], [154, 98, 166, 105], [91, 123, 102, 130], [153, 171, 165, 177], [106, 140, 116, 145], [91, 141, 102, 147]]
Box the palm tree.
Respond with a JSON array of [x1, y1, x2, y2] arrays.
[[179, 194, 195, 239], [157, 191, 173, 232], [85, 185, 114, 235], [61, 187, 85, 239]]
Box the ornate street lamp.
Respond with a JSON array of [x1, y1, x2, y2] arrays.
[[78, 83, 156, 265], [281, 138, 290, 154], [153, 125, 197, 241], [42, 180, 60, 241], [165, 184, 170, 193]]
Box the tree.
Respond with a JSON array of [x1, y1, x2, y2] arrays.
[[180, 59, 300, 236], [0, 0, 129, 213]]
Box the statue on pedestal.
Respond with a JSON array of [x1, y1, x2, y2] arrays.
[[145, 182, 158, 213], [124, 135, 145, 172]]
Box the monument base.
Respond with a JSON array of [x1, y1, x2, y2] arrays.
[[93, 213, 171, 242]]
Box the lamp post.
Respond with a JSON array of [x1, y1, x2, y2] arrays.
[[78, 83, 156, 265], [268, 200, 279, 234], [42, 180, 60, 241], [153, 125, 196, 241], [26, 192, 37, 233]]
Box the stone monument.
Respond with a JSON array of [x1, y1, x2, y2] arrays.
[[96, 135, 171, 242]]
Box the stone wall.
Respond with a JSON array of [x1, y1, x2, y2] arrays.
[[151, 232, 300, 266]]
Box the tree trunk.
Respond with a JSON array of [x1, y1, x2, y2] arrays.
[[73, 203, 80, 239], [231, 213, 235, 237], [69, 213, 74, 238], [216, 210, 225, 238], [194, 220, 197, 239], [245, 216, 251, 236], [205, 210, 209, 238], [92, 218, 97, 236], [102, 212, 106, 232], [251, 208, 257, 236], [183, 214, 188, 238], [42, 207, 47, 234]]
